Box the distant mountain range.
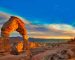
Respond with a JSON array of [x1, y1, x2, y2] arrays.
[[9, 37, 71, 43]]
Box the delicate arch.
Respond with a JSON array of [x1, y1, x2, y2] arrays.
[[1, 16, 29, 52]]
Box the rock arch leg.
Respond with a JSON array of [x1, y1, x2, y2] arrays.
[[16, 27, 29, 51], [16, 23, 31, 59], [1, 32, 10, 52]]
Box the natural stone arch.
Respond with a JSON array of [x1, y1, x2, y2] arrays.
[[1, 16, 29, 53]]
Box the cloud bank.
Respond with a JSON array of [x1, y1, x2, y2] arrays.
[[28, 24, 75, 39], [0, 12, 75, 39]]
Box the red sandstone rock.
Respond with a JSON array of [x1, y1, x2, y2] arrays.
[[1, 16, 29, 54]]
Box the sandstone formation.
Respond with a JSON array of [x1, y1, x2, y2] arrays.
[[1, 16, 29, 56]]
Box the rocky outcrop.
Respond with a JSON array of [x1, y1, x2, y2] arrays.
[[68, 38, 75, 44], [1, 16, 26, 35], [1, 16, 29, 54]]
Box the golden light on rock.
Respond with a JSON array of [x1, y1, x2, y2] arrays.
[[1, 16, 29, 53], [15, 42, 39, 53], [30, 42, 37, 48], [16, 42, 23, 53]]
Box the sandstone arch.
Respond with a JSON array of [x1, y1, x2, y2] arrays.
[[1, 16, 29, 53]]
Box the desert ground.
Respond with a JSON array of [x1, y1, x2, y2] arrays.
[[0, 38, 75, 60]]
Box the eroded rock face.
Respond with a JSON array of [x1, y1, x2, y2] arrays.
[[1, 16, 26, 35], [1, 16, 28, 53], [31, 48, 75, 60]]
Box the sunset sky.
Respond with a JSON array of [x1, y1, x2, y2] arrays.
[[0, 0, 75, 39]]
